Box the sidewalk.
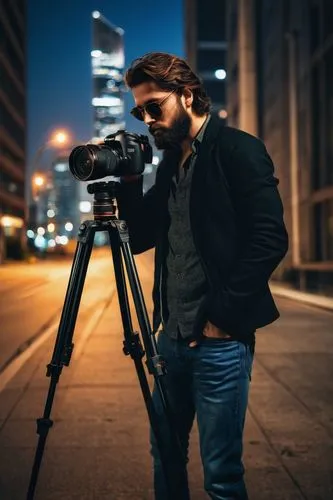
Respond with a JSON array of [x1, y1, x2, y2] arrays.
[[270, 280, 333, 312], [0, 278, 332, 499]]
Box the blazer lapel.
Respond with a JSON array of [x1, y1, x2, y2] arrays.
[[190, 114, 223, 215]]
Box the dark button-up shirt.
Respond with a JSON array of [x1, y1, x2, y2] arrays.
[[162, 115, 211, 340]]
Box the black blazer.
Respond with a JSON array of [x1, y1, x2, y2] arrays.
[[117, 114, 289, 341]]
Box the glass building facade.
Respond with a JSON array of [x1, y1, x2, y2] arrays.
[[51, 155, 80, 237], [91, 11, 125, 141], [0, 0, 26, 262]]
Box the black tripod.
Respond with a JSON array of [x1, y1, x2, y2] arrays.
[[27, 181, 186, 499]]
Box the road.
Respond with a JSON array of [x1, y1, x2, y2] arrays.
[[0, 250, 333, 499], [0, 248, 138, 373]]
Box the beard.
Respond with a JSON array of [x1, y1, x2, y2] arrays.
[[149, 104, 191, 150]]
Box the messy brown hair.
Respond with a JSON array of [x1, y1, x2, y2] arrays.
[[125, 52, 211, 116]]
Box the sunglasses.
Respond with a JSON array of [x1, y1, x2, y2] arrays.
[[130, 89, 176, 122]]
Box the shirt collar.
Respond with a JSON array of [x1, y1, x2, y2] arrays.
[[191, 114, 211, 153]]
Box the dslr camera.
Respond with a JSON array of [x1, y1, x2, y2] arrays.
[[69, 130, 153, 181]]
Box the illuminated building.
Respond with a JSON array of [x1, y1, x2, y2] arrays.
[[91, 11, 125, 141], [51, 154, 80, 237], [0, 1, 26, 262], [78, 11, 126, 242], [28, 154, 80, 252]]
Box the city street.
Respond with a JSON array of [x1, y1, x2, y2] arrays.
[[0, 248, 118, 373], [0, 250, 333, 499]]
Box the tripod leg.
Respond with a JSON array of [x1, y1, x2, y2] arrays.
[[27, 221, 96, 500], [109, 221, 187, 497], [106, 228, 170, 458], [51, 222, 96, 365]]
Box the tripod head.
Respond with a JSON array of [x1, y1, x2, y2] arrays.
[[87, 181, 119, 221]]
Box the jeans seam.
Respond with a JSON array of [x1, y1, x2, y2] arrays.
[[234, 342, 241, 417], [245, 344, 252, 381]]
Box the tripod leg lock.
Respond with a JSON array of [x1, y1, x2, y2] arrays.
[[123, 333, 145, 359], [36, 417, 53, 438], [62, 342, 74, 366], [146, 354, 167, 377], [46, 363, 63, 379]]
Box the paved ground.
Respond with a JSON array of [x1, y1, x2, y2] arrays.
[[0, 261, 333, 499]]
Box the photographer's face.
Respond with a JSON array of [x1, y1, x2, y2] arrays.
[[131, 82, 191, 150]]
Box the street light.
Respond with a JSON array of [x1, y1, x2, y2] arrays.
[[32, 128, 72, 173], [31, 128, 72, 196], [31, 173, 46, 201], [49, 129, 71, 147], [34, 175, 45, 187]]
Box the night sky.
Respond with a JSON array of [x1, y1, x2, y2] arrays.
[[27, 0, 184, 170]]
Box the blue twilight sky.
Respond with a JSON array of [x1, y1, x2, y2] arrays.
[[27, 0, 184, 170]]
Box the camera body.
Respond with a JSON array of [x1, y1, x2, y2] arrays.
[[69, 130, 153, 182]]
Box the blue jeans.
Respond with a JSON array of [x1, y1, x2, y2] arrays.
[[150, 331, 254, 500]]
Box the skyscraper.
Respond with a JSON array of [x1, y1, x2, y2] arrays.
[[51, 154, 80, 237], [78, 11, 126, 228], [0, 1, 27, 262], [91, 11, 125, 141]]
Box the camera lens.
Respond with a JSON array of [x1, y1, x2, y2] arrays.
[[69, 144, 120, 181], [69, 146, 96, 181]]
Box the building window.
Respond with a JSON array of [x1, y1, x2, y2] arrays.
[[323, 0, 333, 40], [1, 63, 25, 111], [231, 63, 238, 82], [313, 202, 324, 260], [203, 80, 226, 106], [0, 171, 24, 197], [313, 200, 333, 260], [2, 3, 24, 48], [230, 10, 237, 43], [311, 44, 333, 190], [311, 64, 321, 190], [328, 199, 333, 260], [197, 0, 226, 41], [309, 0, 321, 53], [325, 45, 333, 186], [0, 103, 25, 146], [197, 50, 226, 72]]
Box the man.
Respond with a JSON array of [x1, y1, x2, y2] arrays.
[[117, 52, 288, 500]]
